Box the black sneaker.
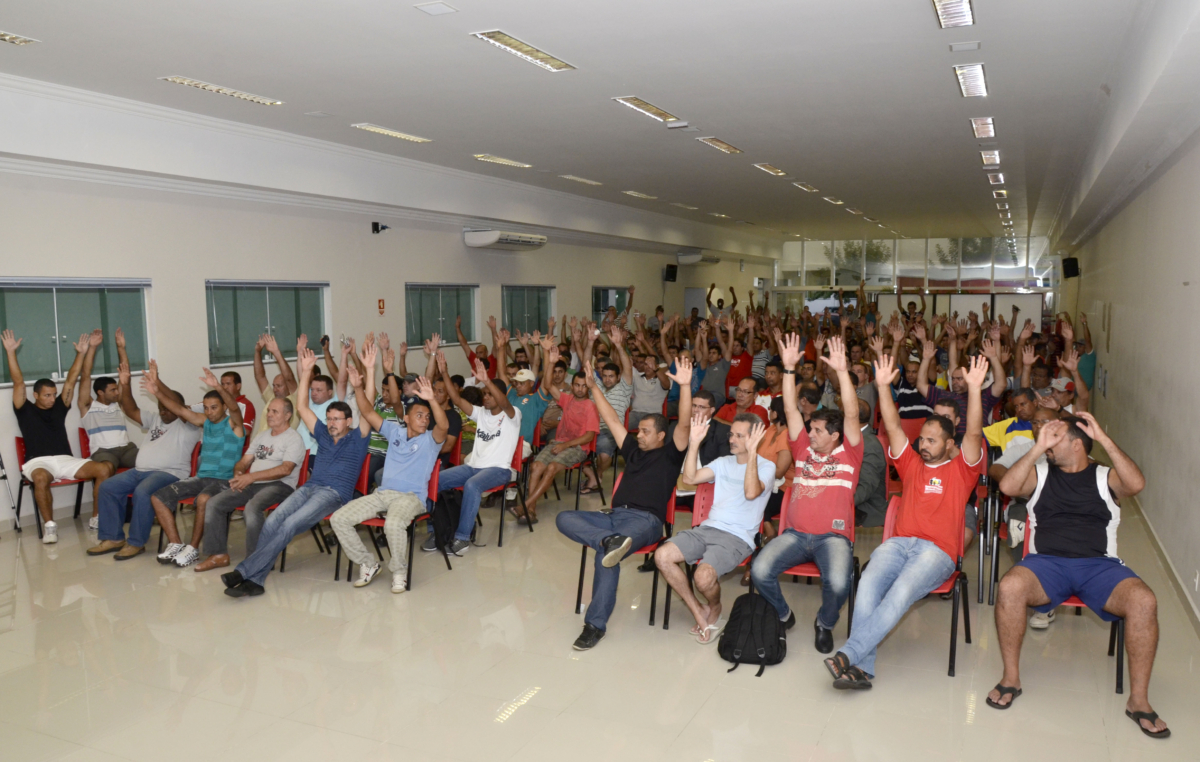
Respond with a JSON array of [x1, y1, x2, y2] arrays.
[[814, 618, 834, 654], [224, 580, 265, 598], [783, 611, 796, 630], [448, 539, 471, 557], [600, 535, 633, 568], [221, 570, 244, 589], [637, 553, 656, 573], [572, 624, 605, 651]]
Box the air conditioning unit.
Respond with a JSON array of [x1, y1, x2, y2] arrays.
[[677, 248, 720, 265], [463, 228, 547, 251]]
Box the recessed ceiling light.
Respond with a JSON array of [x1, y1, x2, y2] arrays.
[[622, 191, 657, 199], [846, 208, 864, 215], [877, 224, 887, 228], [994, 190, 1008, 198], [971, 117, 995, 138], [708, 212, 730, 218], [474, 154, 532, 168], [997, 203, 1009, 209], [950, 41, 981, 52], [863, 216, 879, 223], [560, 174, 602, 185], [352, 123, 431, 143], [753, 163, 787, 176], [0, 30, 40, 45], [414, 1, 458, 15], [1000, 212, 1011, 218], [793, 182, 819, 192], [1002, 221, 1013, 226], [822, 197, 844, 205], [981, 150, 1000, 166], [159, 76, 283, 105], [472, 30, 574, 72], [696, 137, 743, 154], [670, 202, 699, 210], [933, 0, 975, 28], [954, 64, 987, 97], [612, 96, 679, 122], [988, 172, 1005, 184]]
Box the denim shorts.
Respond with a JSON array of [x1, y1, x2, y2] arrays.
[[1018, 554, 1138, 622]]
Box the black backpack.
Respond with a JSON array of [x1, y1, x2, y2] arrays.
[[430, 489, 463, 551], [717, 592, 787, 676]]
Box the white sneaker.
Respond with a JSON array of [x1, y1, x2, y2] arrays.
[[157, 542, 184, 564], [354, 562, 381, 588], [1029, 609, 1056, 629], [173, 545, 199, 567], [391, 574, 407, 594], [230, 512, 244, 522], [42, 521, 58, 544], [88, 515, 99, 530]]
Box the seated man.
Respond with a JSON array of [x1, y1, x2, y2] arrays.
[[4, 330, 109, 544], [77, 330, 139, 528], [251, 333, 298, 438], [751, 335, 862, 653], [854, 397, 888, 528], [500, 363, 548, 460], [87, 361, 201, 559], [332, 356, 447, 594], [220, 370, 256, 434], [912, 398, 982, 553], [986, 414, 1168, 738], [715, 377, 769, 426], [145, 367, 245, 567], [223, 344, 370, 597], [629, 353, 670, 425], [556, 358, 692, 651], [520, 344, 600, 523], [582, 325, 633, 492], [824, 353, 987, 688], [196, 397, 305, 571], [657, 411, 775, 644]]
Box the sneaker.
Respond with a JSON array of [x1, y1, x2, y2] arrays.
[[391, 574, 407, 594], [600, 535, 632, 568], [173, 545, 199, 567], [230, 512, 244, 522], [572, 624, 605, 651], [88, 515, 99, 530], [42, 521, 58, 545], [157, 542, 184, 564], [421, 534, 439, 553], [354, 562, 381, 588], [448, 539, 470, 557], [1029, 610, 1056, 629]]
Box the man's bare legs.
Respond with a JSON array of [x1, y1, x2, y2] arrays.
[[524, 461, 565, 517], [988, 566, 1048, 705], [655, 543, 722, 639], [151, 495, 183, 545], [190, 493, 209, 549], [31, 469, 55, 523]]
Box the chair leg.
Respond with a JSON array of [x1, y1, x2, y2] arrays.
[[371, 530, 386, 564], [157, 526, 164, 553], [497, 491, 504, 548], [1107, 618, 1118, 655], [663, 574, 672, 630], [407, 524, 416, 590], [13, 481, 25, 534], [311, 526, 327, 554], [949, 579, 960, 677], [961, 575, 972, 643], [281, 545, 288, 573], [575, 546, 588, 614], [847, 558, 858, 637], [74, 482, 84, 519], [519, 481, 533, 534], [988, 513, 1000, 606], [976, 500, 986, 605], [649, 565, 659, 626], [1115, 619, 1125, 694], [574, 468, 582, 511]]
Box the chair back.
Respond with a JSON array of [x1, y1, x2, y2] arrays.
[[427, 460, 441, 502], [899, 417, 927, 446], [189, 443, 202, 477], [353, 454, 372, 496], [532, 421, 543, 450], [508, 437, 525, 472], [777, 483, 855, 544], [15, 437, 27, 469], [690, 482, 716, 527], [78, 427, 91, 459], [878, 433, 903, 496], [296, 451, 311, 487], [449, 434, 463, 466], [614, 474, 676, 525]]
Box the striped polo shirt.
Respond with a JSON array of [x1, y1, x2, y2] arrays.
[[196, 416, 245, 479], [82, 401, 130, 451]]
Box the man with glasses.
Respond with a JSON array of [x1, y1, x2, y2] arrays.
[[222, 343, 371, 598], [715, 377, 769, 427]]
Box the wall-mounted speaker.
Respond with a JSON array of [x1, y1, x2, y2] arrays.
[[1062, 257, 1080, 278], [663, 264, 678, 282]]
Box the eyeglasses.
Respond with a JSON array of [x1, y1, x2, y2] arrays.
[[326, 415, 347, 423]]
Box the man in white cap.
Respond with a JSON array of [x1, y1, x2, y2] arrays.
[[500, 365, 548, 460]]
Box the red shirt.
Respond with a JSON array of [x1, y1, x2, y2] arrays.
[[236, 394, 256, 432], [467, 351, 498, 380], [891, 444, 981, 561], [785, 427, 863, 540], [715, 402, 769, 426], [555, 393, 600, 443], [726, 351, 753, 395]]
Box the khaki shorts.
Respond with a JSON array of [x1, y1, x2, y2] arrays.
[[92, 442, 139, 469], [22, 455, 90, 482], [534, 444, 586, 467]]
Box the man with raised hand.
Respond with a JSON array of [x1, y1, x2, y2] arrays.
[[916, 331, 1004, 437], [986, 414, 1168, 738], [76, 329, 138, 528], [222, 343, 370, 598], [751, 334, 863, 653], [581, 325, 634, 492], [331, 346, 447, 594], [251, 333, 298, 438], [823, 353, 987, 689]]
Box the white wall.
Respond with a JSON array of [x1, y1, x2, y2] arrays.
[[0, 171, 771, 526], [1074, 133, 1200, 619]]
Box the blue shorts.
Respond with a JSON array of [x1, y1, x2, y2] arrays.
[[1017, 554, 1138, 622]]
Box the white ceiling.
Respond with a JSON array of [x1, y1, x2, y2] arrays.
[[0, 0, 1156, 243]]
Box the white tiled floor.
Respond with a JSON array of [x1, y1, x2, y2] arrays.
[[0, 485, 1195, 761]]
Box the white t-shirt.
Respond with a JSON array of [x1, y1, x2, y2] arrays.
[[135, 412, 202, 479], [82, 401, 130, 451], [701, 454, 777, 547], [465, 406, 522, 471], [246, 427, 307, 488]]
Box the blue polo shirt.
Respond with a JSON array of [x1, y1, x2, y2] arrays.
[[307, 422, 369, 504], [378, 420, 440, 495]]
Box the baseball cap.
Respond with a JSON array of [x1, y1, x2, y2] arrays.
[[514, 369, 537, 383], [1050, 377, 1074, 393]]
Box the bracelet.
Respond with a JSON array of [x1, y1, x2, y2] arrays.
[[782, 369, 796, 375]]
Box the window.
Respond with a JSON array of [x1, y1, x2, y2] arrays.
[[0, 280, 150, 384], [591, 286, 629, 324], [502, 286, 554, 336], [405, 284, 476, 346], [206, 281, 326, 365]]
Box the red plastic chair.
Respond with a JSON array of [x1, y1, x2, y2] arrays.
[[774, 484, 860, 636], [574, 473, 677, 626], [351, 460, 453, 588], [899, 417, 927, 446], [1022, 522, 1125, 693], [880, 494, 972, 676], [79, 425, 129, 472], [877, 433, 903, 497], [454, 437, 527, 548], [14, 437, 90, 538]]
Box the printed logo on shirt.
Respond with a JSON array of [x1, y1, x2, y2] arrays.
[[832, 519, 845, 531], [148, 426, 168, 442], [254, 444, 276, 461], [925, 477, 943, 495]]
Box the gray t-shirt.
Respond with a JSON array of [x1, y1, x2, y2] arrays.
[[700, 358, 731, 397], [631, 371, 668, 415], [135, 412, 202, 479], [601, 379, 633, 431], [247, 426, 307, 488]]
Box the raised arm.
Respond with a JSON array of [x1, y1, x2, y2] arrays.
[[357, 341, 378, 436], [476, 357, 515, 419], [1000, 420, 1059, 498], [741, 421, 769, 500], [779, 332, 806, 439], [201, 367, 244, 435], [980, 336, 1007, 398], [873, 352, 907, 456], [321, 335, 340, 380], [682, 412, 716, 486], [719, 316, 733, 361], [416, 376, 449, 444], [3, 329, 27, 410], [916, 338, 937, 398], [422, 334, 440, 381], [78, 329, 104, 412], [454, 314, 474, 364], [295, 346, 319, 434], [1077, 412, 1144, 499], [335, 341, 353, 401], [583, 360, 627, 450], [961, 354, 988, 466], [728, 286, 738, 312], [272, 335, 298, 394], [609, 326, 633, 384], [667, 355, 694, 452], [821, 336, 861, 448], [116, 361, 143, 427], [1059, 346, 1090, 413], [436, 351, 472, 417], [706, 283, 717, 316], [542, 346, 563, 402], [61, 333, 90, 410], [252, 334, 270, 395], [141, 365, 205, 427]]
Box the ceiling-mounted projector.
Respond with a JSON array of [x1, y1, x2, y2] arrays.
[[463, 228, 547, 251], [677, 248, 720, 265]]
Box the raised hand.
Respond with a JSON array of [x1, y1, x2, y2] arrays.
[[666, 355, 693, 386], [963, 354, 989, 389], [264, 334, 280, 355], [398, 341, 408, 358], [922, 340, 937, 362], [455, 315, 462, 330], [1061, 322, 1074, 344], [140, 372, 158, 397], [988, 323, 1001, 342], [200, 367, 221, 389], [888, 320, 905, 344], [868, 335, 885, 357], [118, 361, 131, 387], [547, 315, 556, 333], [981, 337, 999, 358], [874, 352, 899, 387], [496, 328, 511, 345], [865, 321, 875, 338], [296, 334, 309, 356], [472, 358, 488, 384], [298, 346, 317, 373], [414, 376, 435, 401], [1036, 419, 1068, 450], [1079, 312, 1088, 326], [956, 318, 970, 335], [114, 327, 126, 349], [913, 324, 927, 342], [998, 344, 1012, 366], [688, 411, 711, 445], [378, 332, 390, 352], [779, 332, 801, 369], [820, 336, 849, 373], [1060, 346, 1079, 371], [581, 361, 597, 389], [1074, 411, 1109, 445], [363, 331, 375, 350], [1036, 394, 1061, 411], [486, 315, 497, 331], [813, 333, 826, 355], [383, 348, 395, 370], [359, 340, 379, 369], [346, 364, 362, 390], [1021, 344, 1035, 366], [436, 351, 449, 376], [255, 333, 267, 351], [547, 347, 561, 367], [745, 421, 768, 452], [1019, 319, 1034, 341], [539, 333, 555, 352], [88, 329, 103, 348], [73, 334, 90, 353], [1, 329, 21, 351], [424, 335, 438, 356]]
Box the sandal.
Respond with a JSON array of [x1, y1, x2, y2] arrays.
[[696, 620, 725, 645], [578, 485, 600, 495], [833, 666, 873, 690], [824, 652, 851, 680], [1125, 710, 1171, 738], [985, 684, 1023, 710]]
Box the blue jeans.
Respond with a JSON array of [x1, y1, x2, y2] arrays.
[[235, 484, 342, 586], [437, 465, 511, 542], [751, 529, 855, 630], [840, 536, 955, 677], [97, 469, 180, 547], [556, 507, 663, 631]]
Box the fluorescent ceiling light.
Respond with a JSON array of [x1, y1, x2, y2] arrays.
[[159, 76, 283, 105], [670, 202, 699, 210], [474, 154, 532, 168], [994, 190, 1008, 198], [877, 224, 887, 228], [981, 150, 1000, 166], [793, 182, 819, 192], [352, 123, 431, 142], [933, 0, 974, 28], [696, 137, 743, 154], [971, 117, 995, 139], [822, 197, 844, 205], [988, 172, 1005, 184], [863, 216, 879, 223], [846, 208, 864, 215], [612, 96, 678, 122], [997, 203, 1009, 209], [754, 163, 787, 176], [622, 191, 657, 199], [708, 212, 730, 218], [1002, 221, 1013, 226], [950, 41, 981, 52], [954, 64, 987, 97], [414, 2, 458, 15], [472, 30, 574, 72], [0, 30, 39, 45], [1000, 211, 1011, 218], [560, 174, 602, 185]]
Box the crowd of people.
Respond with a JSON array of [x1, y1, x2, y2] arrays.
[[1, 280, 1170, 738]]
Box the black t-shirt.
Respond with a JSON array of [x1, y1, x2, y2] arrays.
[[612, 434, 686, 523], [14, 396, 72, 460], [1029, 462, 1119, 559], [438, 408, 464, 469]]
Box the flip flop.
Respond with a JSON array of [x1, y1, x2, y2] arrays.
[[578, 485, 600, 495], [696, 620, 725, 645], [1125, 710, 1171, 738], [985, 684, 1022, 710]]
